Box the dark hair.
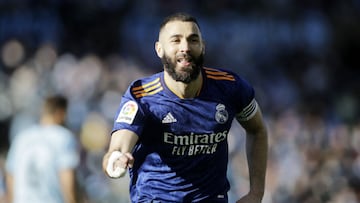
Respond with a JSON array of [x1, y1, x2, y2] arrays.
[[43, 95, 68, 114], [159, 12, 200, 32]]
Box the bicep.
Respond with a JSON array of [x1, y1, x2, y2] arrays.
[[237, 107, 267, 135]]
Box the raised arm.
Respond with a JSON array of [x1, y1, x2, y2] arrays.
[[236, 107, 268, 203]]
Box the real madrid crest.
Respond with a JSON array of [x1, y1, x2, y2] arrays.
[[215, 103, 228, 124]]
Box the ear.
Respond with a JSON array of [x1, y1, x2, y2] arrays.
[[155, 41, 163, 58], [201, 40, 206, 55]]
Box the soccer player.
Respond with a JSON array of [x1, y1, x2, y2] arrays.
[[103, 12, 268, 203], [6, 95, 80, 203]]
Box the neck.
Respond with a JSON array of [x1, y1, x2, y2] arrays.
[[164, 70, 203, 99], [40, 114, 63, 126]]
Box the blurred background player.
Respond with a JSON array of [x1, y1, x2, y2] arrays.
[[5, 95, 80, 203], [103, 12, 268, 203]]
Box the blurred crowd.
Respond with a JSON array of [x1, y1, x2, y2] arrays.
[[0, 0, 359, 202]]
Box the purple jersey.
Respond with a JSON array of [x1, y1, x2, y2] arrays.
[[112, 67, 257, 202]]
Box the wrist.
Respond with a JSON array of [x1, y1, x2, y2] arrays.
[[248, 189, 264, 200]]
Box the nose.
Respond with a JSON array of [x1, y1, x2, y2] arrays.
[[179, 40, 190, 53]]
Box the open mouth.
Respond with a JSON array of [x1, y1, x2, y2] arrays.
[[177, 56, 192, 66]]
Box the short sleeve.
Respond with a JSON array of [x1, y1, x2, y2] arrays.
[[237, 99, 258, 121], [57, 130, 79, 170], [112, 87, 146, 136], [232, 73, 257, 121]]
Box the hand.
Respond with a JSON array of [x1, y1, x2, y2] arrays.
[[102, 151, 134, 178], [236, 192, 263, 203]]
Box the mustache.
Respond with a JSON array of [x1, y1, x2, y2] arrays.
[[176, 53, 192, 60], [160, 52, 204, 69]]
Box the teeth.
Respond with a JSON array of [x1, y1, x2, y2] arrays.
[[177, 58, 190, 63]]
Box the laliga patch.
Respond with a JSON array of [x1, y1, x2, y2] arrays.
[[116, 101, 138, 124]]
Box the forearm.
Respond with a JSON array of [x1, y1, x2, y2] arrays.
[[246, 127, 268, 197], [60, 169, 77, 203], [63, 189, 77, 203], [103, 129, 139, 175], [5, 173, 13, 203], [108, 129, 138, 153]]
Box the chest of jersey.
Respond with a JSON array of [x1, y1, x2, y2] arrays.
[[146, 97, 234, 134], [135, 96, 235, 157]]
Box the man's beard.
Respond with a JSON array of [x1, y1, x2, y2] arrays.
[[161, 52, 204, 84]]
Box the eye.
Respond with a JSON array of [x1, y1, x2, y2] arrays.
[[189, 37, 200, 43], [170, 38, 180, 43]]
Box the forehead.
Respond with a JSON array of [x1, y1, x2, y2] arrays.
[[159, 20, 202, 39]]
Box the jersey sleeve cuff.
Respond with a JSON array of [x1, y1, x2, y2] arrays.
[[237, 99, 258, 121]]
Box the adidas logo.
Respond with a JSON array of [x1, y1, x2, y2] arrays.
[[217, 194, 225, 199], [162, 112, 177, 123]]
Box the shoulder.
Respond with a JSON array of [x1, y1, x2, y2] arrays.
[[11, 125, 40, 144], [203, 67, 255, 109], [203, 67, 237, 82], [126, 72, 164, 99], [44, 125, 76, 143], [203, 67, 253, 89]]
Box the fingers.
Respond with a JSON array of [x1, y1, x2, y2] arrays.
[[121, 152, 135, 168], [103, 151, 135, 178], [106, 151, 126, 178], [102, 152, 111, 172]]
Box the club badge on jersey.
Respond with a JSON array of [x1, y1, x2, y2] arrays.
[[215, 103, 228, 124]]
